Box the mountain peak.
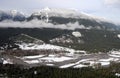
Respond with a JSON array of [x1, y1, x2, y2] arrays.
[[10, 10, 25, 16], [10, 10, 18, 14], [32, 7, 79, 18], [42, 7, 51, 11]]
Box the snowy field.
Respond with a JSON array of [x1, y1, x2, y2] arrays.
[[1, 42, 120, 69]]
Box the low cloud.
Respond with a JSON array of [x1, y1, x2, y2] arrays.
[[104, 0, 120, 7], [0, 20, 89, 30]]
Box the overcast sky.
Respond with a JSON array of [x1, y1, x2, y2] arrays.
[[0, 0, 120, 22]]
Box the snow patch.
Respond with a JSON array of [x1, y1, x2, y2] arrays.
[[24, 57, 73, 64], [109, 51, 120, 57], [118, 34, 120, 39], [25, 60, 39, 64], [109, 54, 120, 58], [74, 64, 88, 68], [72, 31, 82, 37], [99, 62, 110, 66], [115, 73, 120, 77], [22, 55, 45, 59], [110, 51, 120, 55], [40, 56, 73, 62], [46, 64, 54, 66], [3, 59, 13, 64], [99, 58, 115, 62], [60, 63, 75, 68]]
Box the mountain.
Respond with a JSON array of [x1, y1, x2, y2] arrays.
[[0, 28, 120, 52], [28, 7, 119, 30], [0, 8, 120, 52], [0, 8, 119, 30], [0, 10, 25, 21]]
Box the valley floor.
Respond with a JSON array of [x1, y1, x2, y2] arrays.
[[1, 50, 120, 69]]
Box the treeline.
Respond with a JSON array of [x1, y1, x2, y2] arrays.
[[0, 63, 120, 78]]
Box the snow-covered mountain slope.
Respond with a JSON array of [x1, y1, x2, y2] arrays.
[[23, 8, 120, 30], [0, 8, 119, 30], [32, 7, 79, 18], [0, 7, 117, 24], [17, 43, 86, 54], [31, 7, 107, 22], [0, 10, 25, 21]]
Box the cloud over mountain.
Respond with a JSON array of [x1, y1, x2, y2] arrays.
[[105, 0, 120, 5]]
